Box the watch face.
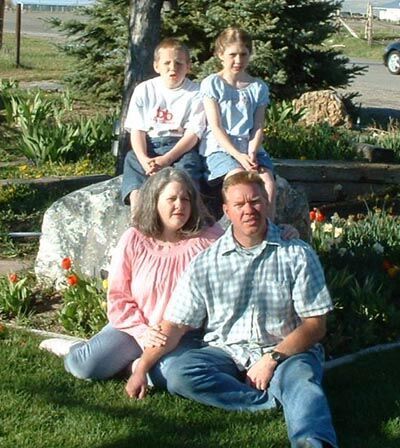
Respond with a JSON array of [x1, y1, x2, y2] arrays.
[[271, 351, 282, 363]]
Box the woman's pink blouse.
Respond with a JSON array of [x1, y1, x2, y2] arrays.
[[107, 223, 223, 345]]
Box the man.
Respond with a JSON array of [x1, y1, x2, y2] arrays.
[[126, 171, 337, 448]]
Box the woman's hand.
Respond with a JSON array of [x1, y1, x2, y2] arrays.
[[279, 224, 300, 240], [140, 325, 168, 348]]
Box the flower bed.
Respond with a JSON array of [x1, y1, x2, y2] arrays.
[[1, 206, 400, 359]]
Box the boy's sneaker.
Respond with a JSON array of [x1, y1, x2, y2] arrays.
[[39, 338, 82, 357]]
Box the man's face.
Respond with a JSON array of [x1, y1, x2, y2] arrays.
[[154, 47, 190, 89], [223, 182, 268, 244]]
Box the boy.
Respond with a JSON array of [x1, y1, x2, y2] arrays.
[[121, 38, 205, 209]]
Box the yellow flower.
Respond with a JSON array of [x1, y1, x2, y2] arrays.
[[102, 279, 109, 290], [387, 266, 400, 278], [300, 156, 307, 160], [100, 301, 107, 311], [19, 165, 28, 172]]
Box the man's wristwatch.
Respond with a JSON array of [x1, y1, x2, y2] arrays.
[[269, 350, 286, 365]]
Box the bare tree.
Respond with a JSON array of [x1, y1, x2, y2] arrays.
[[116, 0, 164, 174]]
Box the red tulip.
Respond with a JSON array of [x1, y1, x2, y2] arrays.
[[61, 257, 72, 270], [383, 259, 393, 271], [67, 274, 78, 286], [8, 273, 18, 283], [315, 211, 325, 222]]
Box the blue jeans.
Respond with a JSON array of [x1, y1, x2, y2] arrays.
[[121, 136, 204, 204], [165, 344, 337, 448], [64, 323, 203, 385]]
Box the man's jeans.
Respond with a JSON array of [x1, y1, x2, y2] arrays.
[[165, 344, 337, 448]]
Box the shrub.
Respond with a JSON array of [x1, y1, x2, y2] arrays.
[[265, 121, 358, 160]]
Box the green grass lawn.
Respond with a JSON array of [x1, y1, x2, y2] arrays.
[[1, 329, 400, 448], [0, 32, 74, 81]]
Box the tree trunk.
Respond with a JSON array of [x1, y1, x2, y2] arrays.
[[115, 0, 164, 175], [0, 0, 5, 50]]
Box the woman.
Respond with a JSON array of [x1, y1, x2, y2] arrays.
[[40, 167, 223, 384]]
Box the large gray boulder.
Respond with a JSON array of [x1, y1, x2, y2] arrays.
[[35, 174, 310, 286]]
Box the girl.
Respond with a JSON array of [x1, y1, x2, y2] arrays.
[[200, 27, 276, 219]]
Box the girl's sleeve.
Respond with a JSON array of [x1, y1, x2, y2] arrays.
[[200, 75, 220, 101], [257, 80, 270, 107], [106, 229, 149, 340]]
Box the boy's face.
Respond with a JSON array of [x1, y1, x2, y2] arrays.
[[154, 47, 190, 89]]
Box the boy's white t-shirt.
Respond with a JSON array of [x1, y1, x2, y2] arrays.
[[125, 76, 205, 139]]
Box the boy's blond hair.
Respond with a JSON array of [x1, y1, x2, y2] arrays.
[[154, 38, 191, 62]]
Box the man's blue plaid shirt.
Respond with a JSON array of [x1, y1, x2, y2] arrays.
[[165, 221, 333, 369]]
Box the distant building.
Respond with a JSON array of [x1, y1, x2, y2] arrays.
[[374, 1, 400, 21], [9, 0, 95, 9]]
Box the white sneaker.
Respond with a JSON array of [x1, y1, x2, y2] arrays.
[[39, 338, 82, 357]]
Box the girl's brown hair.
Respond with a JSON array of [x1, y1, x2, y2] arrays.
[[214, 27, 253, 57]]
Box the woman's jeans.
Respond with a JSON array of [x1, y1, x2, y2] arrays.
[[165, 344, 338, 448], [64, 323, 202, 387]]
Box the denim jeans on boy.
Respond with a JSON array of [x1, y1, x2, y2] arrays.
[[121, 136, 204, 204], [64, 323, 203, 386], [165, 344, 337, 448]]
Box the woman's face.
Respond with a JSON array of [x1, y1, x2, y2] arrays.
[[157, 181, 192, 236]]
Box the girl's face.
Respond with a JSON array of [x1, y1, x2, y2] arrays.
[[157, 181, 192, 237], [218, 42, 251, 74]]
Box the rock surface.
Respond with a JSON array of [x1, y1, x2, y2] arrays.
[[294, 89, 352, 128], [35, 175, 310, 286]]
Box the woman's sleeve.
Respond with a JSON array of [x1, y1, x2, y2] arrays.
[[106, 229, 148, 339]]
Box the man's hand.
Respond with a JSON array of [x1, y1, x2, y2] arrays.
[[245, 356, 277, 390], [125, 370, 148, 399]]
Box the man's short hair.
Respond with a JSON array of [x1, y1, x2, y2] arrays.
[[221, 171, 268, 203], [154, 38, 191, 62]]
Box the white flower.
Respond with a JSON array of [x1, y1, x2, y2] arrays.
[[334, 227, 343, 238], [372, 242, 384, 254]]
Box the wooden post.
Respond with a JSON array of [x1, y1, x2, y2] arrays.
[[365, 2, 373, 46], [16, 3, 21, 66], [0, 0, 5, 50]]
